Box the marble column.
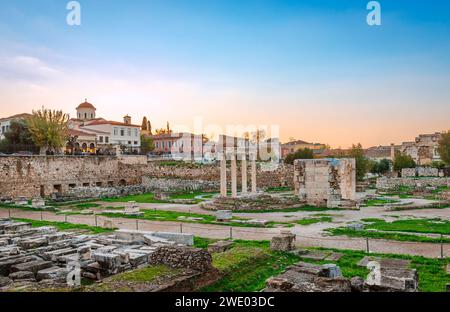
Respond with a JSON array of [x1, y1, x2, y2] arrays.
[[231, 150, 237, 198], [241, 154, 248, 196], [220, 151, 227, 197], [251, 154, 257, 194]]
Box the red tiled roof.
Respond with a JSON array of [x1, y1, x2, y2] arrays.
[[85, 120, 141, 128], [0, 113, 32, 122], [68, 129, 96, 137], [76, 101, 96, 110]]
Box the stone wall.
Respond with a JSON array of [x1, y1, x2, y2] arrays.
[[294, 159, 356, 208], [148, 246, 213, 272], [376, 177, 450, 190], [65, 185, 146, 199], [0, 156, 146, 198], [401, 167, 440, 177], [142, 177, 218, 193], [0, 156, 294, 199], [143, 162, 294, 190]]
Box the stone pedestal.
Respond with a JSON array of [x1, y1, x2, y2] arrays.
[[270, 233, 296, 251]]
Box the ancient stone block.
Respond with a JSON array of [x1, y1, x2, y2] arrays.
[[216, 210, 232, 222], [9, 271, 35, 281], [11, 260, 53, 275], [270, 233, 296, 252], [91, 252, 121, 270], [207, 241, 233, 253], [36, 267, 67, 281], [294, 158, 356, 208]]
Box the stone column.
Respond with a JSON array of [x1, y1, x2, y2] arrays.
[[220, 151, 227, 197], [241, 153, 248, 196], [390, 143, 395, 161], [251, 154, 257, 194], [231, 150, 237, 198]]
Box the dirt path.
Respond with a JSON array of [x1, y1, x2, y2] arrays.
[[1, 208, 448, 259]]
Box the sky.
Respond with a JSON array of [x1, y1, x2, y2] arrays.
[[0, 0, 449, 148]]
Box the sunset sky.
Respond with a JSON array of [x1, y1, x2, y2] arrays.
[[0, 0, 449, 148]]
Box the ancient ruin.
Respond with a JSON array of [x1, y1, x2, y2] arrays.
[[294, 158, 357, 208], [0, 219, 214, 291]]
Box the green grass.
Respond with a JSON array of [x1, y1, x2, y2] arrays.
[[296, 216, 333, 225], [201, 241, 299, 292], [325, 227, 450, 243], [110, 265, 180, 282], [234, 205, 343, 213], [100, 209, 292, 228], [101, 191, 217, 204], [101, 193, 169, 204], [265, 186, 293, 193], [198, 239, 449, 292], [0, 204, 57, 212], [73, 203, 101, 209], [389, 202, 450, 211], [193, 237, 219, 249], [363, 218, 450, 235], [362, 198, 400, 207], [12, 218, 114, 234]]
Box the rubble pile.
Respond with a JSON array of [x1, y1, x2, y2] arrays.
[[0, 219, 199, 290], [264, 258, 419, 292]]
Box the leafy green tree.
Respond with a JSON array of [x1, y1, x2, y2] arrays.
[[27, 107, 69, 153], [141, 117, 148, 131], [140, 135, 155, 154], [438, 131, 450, 165], [284, 148, 314, 164], [393, 151, 416, 171], [3, 120, 34, 145], [369, 158, 391, 174], [349, 143, 369, 181]]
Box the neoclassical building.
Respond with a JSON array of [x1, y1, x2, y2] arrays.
[[67, 100, 141, 154]]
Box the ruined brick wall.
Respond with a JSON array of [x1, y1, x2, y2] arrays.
[[148, 246, 213, 272], [376, 177, 450, 190], [0, 156, 146, 198], [143, 162, 294, 190], [294, 159, 356, 208], [0, 156, 294, 199]]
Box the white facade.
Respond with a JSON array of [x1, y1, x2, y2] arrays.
[[0, 119, 11, 140], [82, 123, 141, 148]]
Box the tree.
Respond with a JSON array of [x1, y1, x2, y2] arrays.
[[140, 135, 155, 154], [393, 151, 416, 171], [349, 143, 369, 181], [369, 158, 391, 174], [147, 121, 152, 135], [141, 117, 148, 131], [66, 135, 78, 155], [438, 131, 450, 165], [284, 148, 314, 164], [27, 107, 69, 153], [3, 120, 34, 145]]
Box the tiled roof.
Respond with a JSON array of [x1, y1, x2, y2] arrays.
[[85, 120, 140, 128], [0, 113, 32, 122], [68, 129, 97, 137], [76, 101, 96, 110]]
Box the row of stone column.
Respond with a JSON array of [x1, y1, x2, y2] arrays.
[[220, 151, 257, 197]]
